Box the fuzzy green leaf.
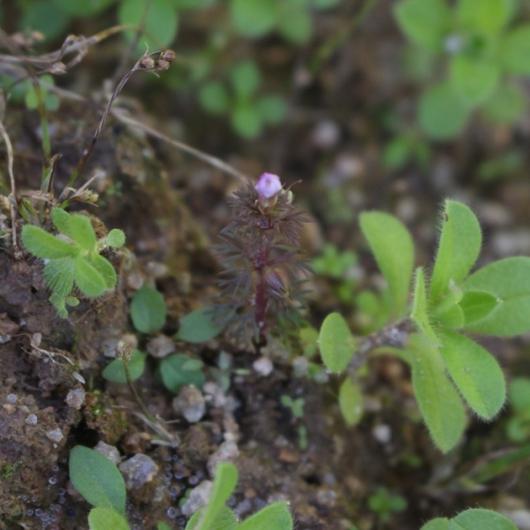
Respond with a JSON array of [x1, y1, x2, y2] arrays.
[[61, 212, 97, 251], [419, 82, 470, 140], [130, 285, 167, 334], [43, 257, 75, 298], [89, 254, 117, 290], [22, 225, 78, 259], [230, 0, 277, 38], [430, 200, 482, 302], [106, 229, 126, 249], [394, 0, 451, 51], [463, 257, 530, 336], [421, 519, 450, 530], [501, 24, 530, 75], [458, 290, 498, 325], [160, 354, 205, 393], [196, 462, 238, 530], [185, 506, 238, 530], [411, 268, 438, 344], [238, 502, 293, 530], [88, 507, 129, 530], [51, 207, 73, 235], [439, 331, 505, 419], [451, 508, 518, 530], [102, 350, 146, 384], [318, 313, 356, 374], [69, 446, 126, 514], [338, 378, 364, 427], [409, 334, 467, 453], [74, 257, 108, 298], [450, 56, 499, 106], [359, 211, 414, 317], [457, 0, 513, 35]]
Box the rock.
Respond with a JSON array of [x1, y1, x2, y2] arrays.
[[181, 480, 213, 516], [207, 440, 239, 476], [119, 454, 158, 490], [46, 429, 64, 443], [372, 424, 391, 444], [6, 393, 17, 404], [65, 388, 86, 410], [147, 335, 175, 359], [25, 414, 38, 426], [252, 356, 273, 377], [95, 441, 121, 465], [172, 385, 205, 423]]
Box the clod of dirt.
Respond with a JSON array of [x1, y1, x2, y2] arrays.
[[172, 385, 206, 423]]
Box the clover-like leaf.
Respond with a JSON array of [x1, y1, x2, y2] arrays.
[[74, 257, 108, 298], [22, 225, 78, 259], [102, 350, 146, 384]]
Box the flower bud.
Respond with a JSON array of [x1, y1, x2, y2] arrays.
[[255, 173, 282, 201]]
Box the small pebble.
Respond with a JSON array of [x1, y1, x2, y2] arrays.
[[65, 388, 86, 410], [25, 414, 38, 426], [119, 454, 158, 490], [181, 480, 213, 516], [46, 429, 64, 443], [6, 393, 17, 404], [207, 440, 239, 476], [372, 424, 392, 444], [172, 386, 205, 423], [252, 356, 273, 377], [147, 335, 175, 359], [95, 441, 121, 465]]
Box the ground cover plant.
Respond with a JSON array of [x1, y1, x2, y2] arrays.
[[0, 1, 529, 529]]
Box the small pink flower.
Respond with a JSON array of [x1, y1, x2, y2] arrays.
[[255, 173, 282, 200]]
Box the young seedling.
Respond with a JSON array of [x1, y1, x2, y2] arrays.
[[21, 207, 125, 317], [395, 0, 530, 138], [185, 461, 293, 530], [318, 199, 530, 452]]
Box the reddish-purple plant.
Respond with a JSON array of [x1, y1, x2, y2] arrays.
[[217, 173, 309, 347]]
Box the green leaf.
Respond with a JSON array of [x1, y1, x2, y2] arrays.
[[338, 378, 364, 427], [421, 519, 450, 530], [199, 82, 230, 115], [185, 506, 238, 530], [458, 290, 498, 325], [160, 354, 205, 393], [88, 507, 130, 530], [177, 307, 227, 343], [501, 24, 530, 75], [463, 257, 530, 336], [238, 502, 293, 530], [21, 0, 70, 40], [230, 61, 261, 97], [439, 331, 505, 420], [118, 0, 178, 48], [509, 378, 530, 412], [231, 102, 263, 138], [196, 462, 238, 530], [103, 350, 146, 384], [74, 257, 107, 298], [451, 508, 518, 530], [359, 211, 414, 317], [69, 446, 126, 513], [51, 207, 73, 235], [394, 0, 451, 51], [43, 257, 75, 298], [411, 268, 438, 345], [409, 334, 467, 453], [157, 523, 172, 530], [22, 225, 77, 259], [482, 83, 526, 125], [419, 82, 470, 140], [51, 0, 115, 16], [230, 0, 277, 38], [430, 200, 482, 303], [277, 3, 313, 44], [318, 313, 356, 374], [106, 229, 126, 249], [130, 285, 167, 333], [89, 255, 117, 290], [457, 0, 513, 35], [450, 56, 499, 106], [53, 210, 97, 251]]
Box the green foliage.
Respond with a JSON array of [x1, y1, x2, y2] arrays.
[[338, 378, 363, 427], [88, 507, 130, 530], [185, 462, 293, 530], [318, 312, 356, 374], [395, 0, 530, 138], [130, 285, 167, 333], [177, 307, 228, 343], [367, 487, 407, 523], [506, 377, 530, 442], [421, 509, 518, 530], [102, 350, 146, 384], [21, 208, 125, 317], [69, 445, 127, 514], [160, 354, 205, 393], [359, 210, 414, 317]]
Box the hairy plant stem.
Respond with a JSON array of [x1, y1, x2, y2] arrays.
[[347, 318, 414, 377]]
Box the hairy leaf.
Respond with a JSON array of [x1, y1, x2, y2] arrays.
[[458, 290, 498, 325], [359, 211, 414, 317], [22, 225, 77, 259], [411, 268, 438, 344], [89, 254, 117, 290], [43, 257, 75, 298], [74, 257, 107, 298]]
